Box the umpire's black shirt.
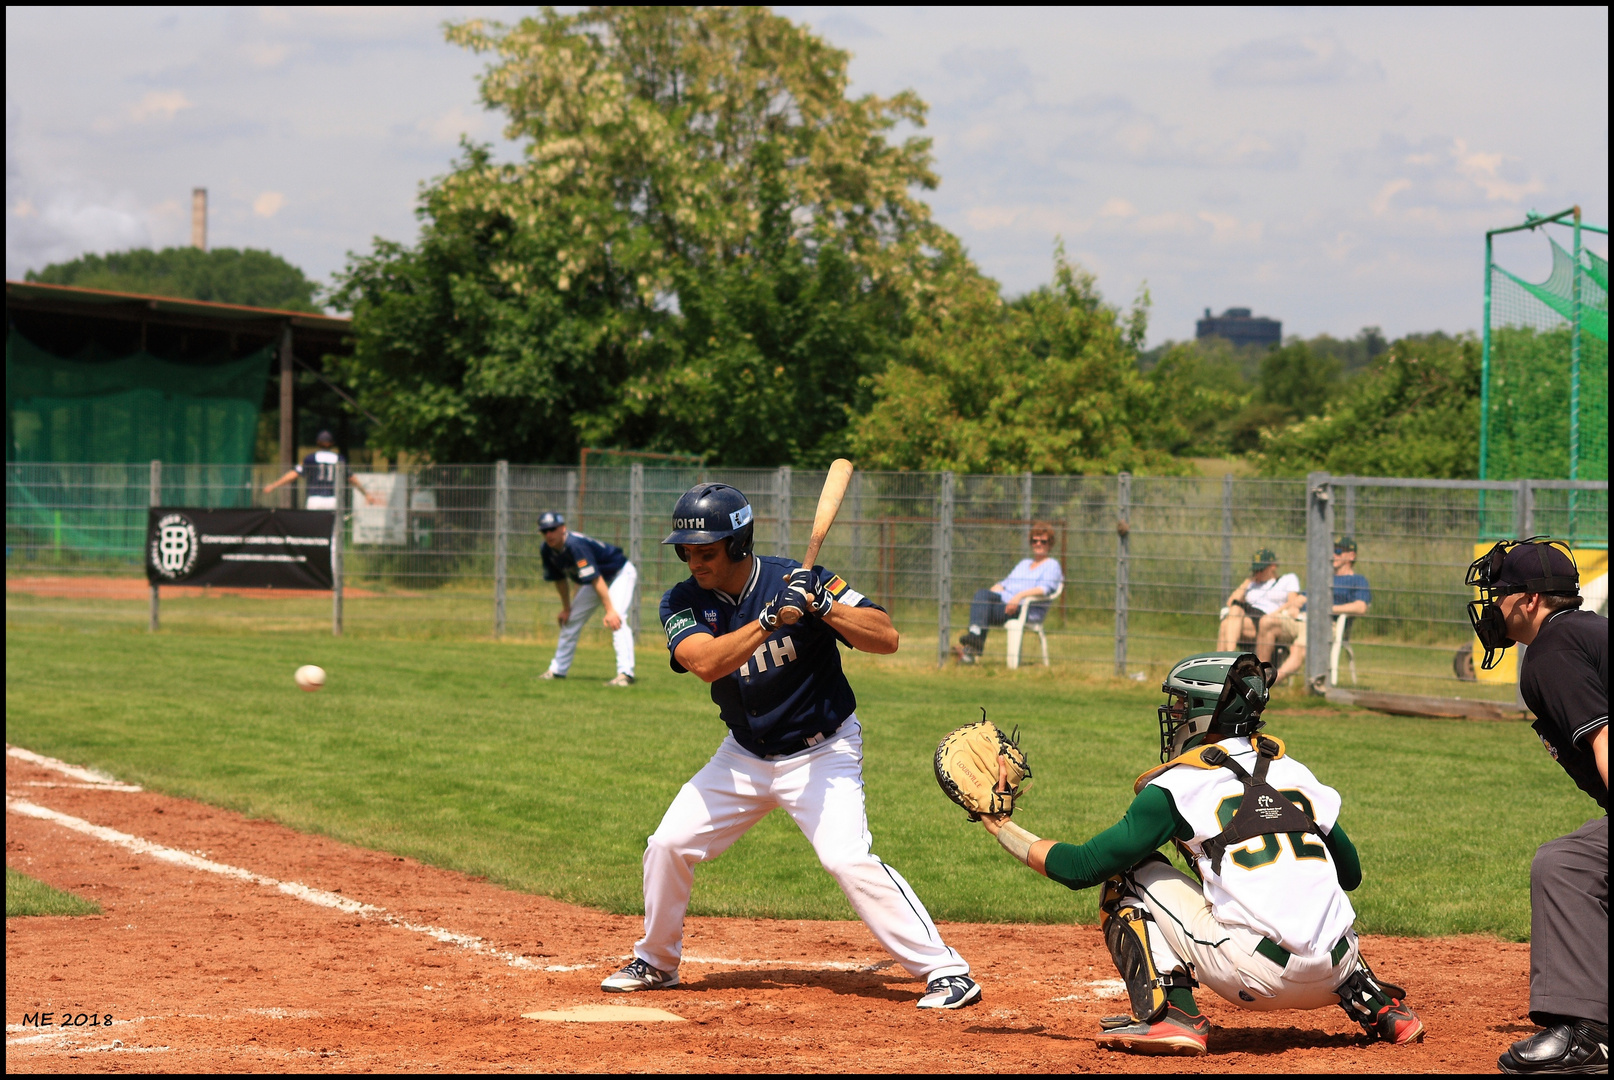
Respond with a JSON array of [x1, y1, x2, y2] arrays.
[[1519, 608, 1609, 810]]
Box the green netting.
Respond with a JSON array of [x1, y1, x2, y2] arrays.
[[6, 328, 271, 465], [1483, 227, 1609, 491], [6, 329, 271, 556]]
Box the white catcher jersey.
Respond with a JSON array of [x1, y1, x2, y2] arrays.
[[1146, 737, 1356, 955]]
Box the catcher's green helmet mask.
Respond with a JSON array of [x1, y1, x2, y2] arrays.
[[1157, 652, 1275, 762]]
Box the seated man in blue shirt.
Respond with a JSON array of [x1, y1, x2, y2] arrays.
[[1271, 536, 1372, 685], [956, 521, 1064, 665]]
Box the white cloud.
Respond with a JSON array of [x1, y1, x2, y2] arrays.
[[1213, 32, 1384, 87], [1451, 138, 1543, 203], [1371, 178, 1412, 216], [253, 191, 285, 217], [416, 104, 492, 145], [129, 91, 193, 123], [1101, 197, 1135, 219]]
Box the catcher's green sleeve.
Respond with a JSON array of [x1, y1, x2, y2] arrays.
[[1042, 787, 1364, 893]]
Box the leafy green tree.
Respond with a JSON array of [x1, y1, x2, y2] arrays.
[[1255, 333, 1480, 478], [332, 7, 941, 465], [26, 247, 320, 312], [1140, 339, 1252, 457], [848, 246, 1189, 474]]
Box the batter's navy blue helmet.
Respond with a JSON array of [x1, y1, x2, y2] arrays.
[[662, 484, 754, 562], [537, 511, 565, 533]]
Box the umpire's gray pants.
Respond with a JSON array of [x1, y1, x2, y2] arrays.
[[1530, 815, 1608, 1025]]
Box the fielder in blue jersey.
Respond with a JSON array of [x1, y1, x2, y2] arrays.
[[536, 511, 637, 687], [599, 482, 980, 1010]]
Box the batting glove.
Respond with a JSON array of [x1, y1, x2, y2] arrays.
[[786, 567, 833, 618], [759, 593, 786, 632]]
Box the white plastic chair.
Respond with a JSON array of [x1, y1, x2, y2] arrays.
[[1328, 613, 1357, 686], [1005, 583, 1063, 670]]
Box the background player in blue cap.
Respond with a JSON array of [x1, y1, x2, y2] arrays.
[[262, 430, 378, 510], [598, 482, 980, 1010], [536, 511, 637, 687]]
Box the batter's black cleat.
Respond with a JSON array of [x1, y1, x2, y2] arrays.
[[916, 974, 981, 1010], [1497, 1018, 1609, 1074], [600, 957, 679, 993]]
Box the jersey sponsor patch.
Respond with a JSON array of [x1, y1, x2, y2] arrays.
[[664, 607, 698, 642], [703, 609, 719, 626], [576, 558, 590, 569]]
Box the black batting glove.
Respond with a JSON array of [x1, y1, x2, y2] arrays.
[[785, 567, 832, 619], [759, 593, 786, 632]]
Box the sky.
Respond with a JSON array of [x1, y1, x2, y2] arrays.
[[6, 6, 1608, 345]]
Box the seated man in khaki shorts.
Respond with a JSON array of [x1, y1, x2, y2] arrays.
[[1217, 549, 1299, 652]]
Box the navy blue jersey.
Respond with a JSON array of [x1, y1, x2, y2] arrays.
[[660, 555, 883, 758], [296, 450, 343, 498], [540, 530, 627, 586]]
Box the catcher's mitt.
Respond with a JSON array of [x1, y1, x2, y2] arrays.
[[934, 709, 1031, 821]]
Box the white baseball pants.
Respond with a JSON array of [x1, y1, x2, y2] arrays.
[[547, 562, 637, 678], [1127, 858, 1357, 1012], [633, 718, 969, 982]]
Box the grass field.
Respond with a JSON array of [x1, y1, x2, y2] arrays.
[[6, 866, 102, 917], [5, 614, 1597, 940]]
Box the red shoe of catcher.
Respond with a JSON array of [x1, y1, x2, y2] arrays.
[[1365, 997, 1425, 1045], [1096, 1005, 1210, 1056]]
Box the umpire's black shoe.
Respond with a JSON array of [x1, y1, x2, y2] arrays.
[[1498, 1018, 1609, 1074]]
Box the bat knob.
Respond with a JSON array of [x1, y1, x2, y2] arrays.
[[778, 607, 803, 626]]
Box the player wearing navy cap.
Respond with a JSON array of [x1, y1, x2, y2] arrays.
[[599, 483, 979, 1009], [537, 511, 638, 687], [262, 430, 377, 509]]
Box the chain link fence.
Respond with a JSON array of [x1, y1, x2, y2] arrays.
[[8, 462, 1606, 703]]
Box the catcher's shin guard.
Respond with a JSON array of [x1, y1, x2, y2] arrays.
[[1335, 956, 1424, 1044], [1100, 875, 1190, 1025]]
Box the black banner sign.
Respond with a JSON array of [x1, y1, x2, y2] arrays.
[[146, 508, 333, 589]]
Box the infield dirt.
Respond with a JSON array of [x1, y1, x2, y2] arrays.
[[6, 748, 1529, 1072]]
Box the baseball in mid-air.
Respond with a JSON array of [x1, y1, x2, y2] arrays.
[[294, 665, 326, 692]]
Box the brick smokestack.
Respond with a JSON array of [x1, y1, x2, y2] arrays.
[[191, 188, 207, 251]]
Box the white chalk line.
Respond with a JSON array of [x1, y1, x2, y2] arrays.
[[7, 746, 143, 791], [6, 749, 913, 980]]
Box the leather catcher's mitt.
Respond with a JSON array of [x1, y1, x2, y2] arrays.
[[934, 710, 1031, 821]]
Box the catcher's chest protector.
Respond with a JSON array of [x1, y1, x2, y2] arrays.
[[1197, 736, 1322, 877]]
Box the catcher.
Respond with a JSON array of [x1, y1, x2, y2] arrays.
[[935, 652, 1425, 1056]]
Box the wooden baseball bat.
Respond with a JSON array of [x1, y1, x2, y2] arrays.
[[777, 458, 854, 626]]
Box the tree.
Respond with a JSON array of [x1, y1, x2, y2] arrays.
[[332, 7, 943, 465], [1255, 333, 1480, 478], [26, 247, 320, 312], [848, 246, 1190, 474]]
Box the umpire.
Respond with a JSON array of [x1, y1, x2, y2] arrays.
[[1469, 539, 1607, 1074]]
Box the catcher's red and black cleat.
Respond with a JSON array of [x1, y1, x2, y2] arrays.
[[1361, 996, 1425, 1045], [1095, 1005, 1209, 1056]]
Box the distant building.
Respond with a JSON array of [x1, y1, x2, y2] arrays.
[[1196, 307, 1281, 349]]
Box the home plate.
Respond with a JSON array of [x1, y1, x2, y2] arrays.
[[522, 1005, 687, 1023]]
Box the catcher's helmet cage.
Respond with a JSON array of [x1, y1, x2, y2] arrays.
[[1464, 537, 1581, 670], [1158, 652, 1274, 762], [662, 483, 755, 562]]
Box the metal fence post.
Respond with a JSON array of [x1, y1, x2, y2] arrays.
[[849, 470, 864, 582], [494, 460, 509, 639], [628, 463, 644, 638], [1021, 471, 1033, 554], [776, 466, 792, 557], [332, 462, 345, 637], [936, 472, 955, 667], [1514, 478, 1534, 708], [1343, 478, 1357, 539], [1305, 471, 1332, 689], [1115, 472, 1131, 676], [149, 459, 162, 632], [1220, 474, 1234, 599], [564, 469, 578, 524]]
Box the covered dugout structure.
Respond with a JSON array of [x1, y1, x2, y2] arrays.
[[7, 281, 355, 561], [6, 280, 353, 473]]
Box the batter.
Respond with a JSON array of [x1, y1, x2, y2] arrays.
[[978, 652, 1424, 1056], [600, 482, 979, 1009]]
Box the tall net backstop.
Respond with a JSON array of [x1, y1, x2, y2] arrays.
[[1482, 208, 1609, 519]]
